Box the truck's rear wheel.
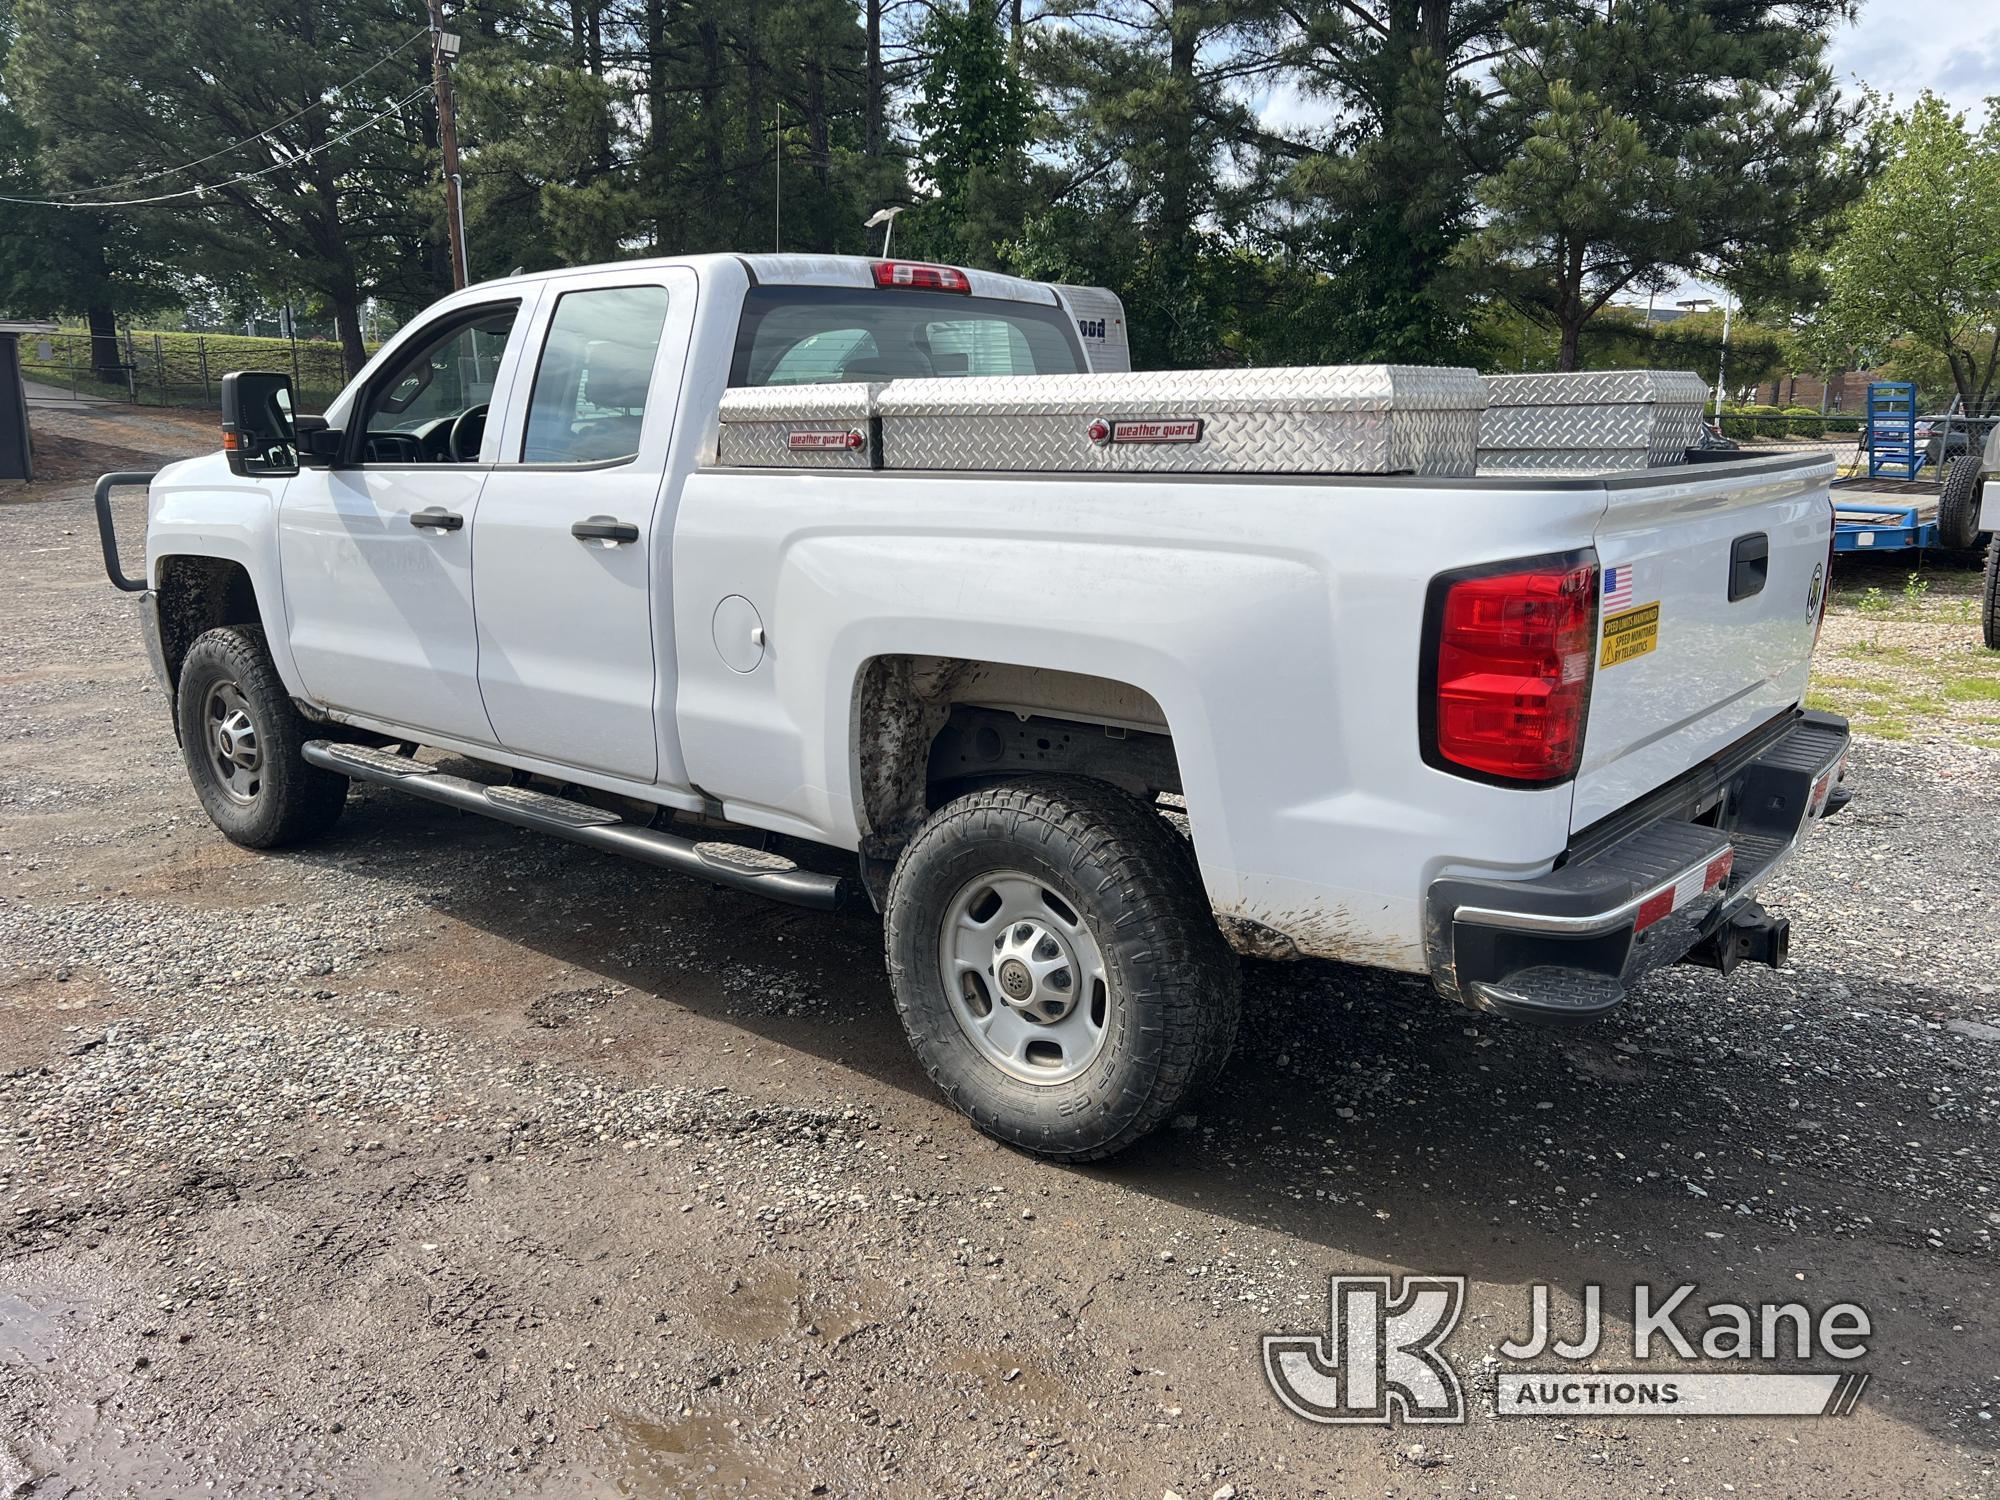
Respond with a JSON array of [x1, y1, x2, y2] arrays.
[[175, 625, 347, 848], [884, 777, 1239, 1161]]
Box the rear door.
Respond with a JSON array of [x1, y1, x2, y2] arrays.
[[1572, 457, 1833, 828], [470, 267, 696, 785]]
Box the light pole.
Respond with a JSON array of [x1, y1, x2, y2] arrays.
[[1715, 295, 1734, 418], [864, 206, 904, 256]]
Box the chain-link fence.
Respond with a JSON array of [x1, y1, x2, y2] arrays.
[[1714, 407, 1999, 479], [19, 327, 358, 412]]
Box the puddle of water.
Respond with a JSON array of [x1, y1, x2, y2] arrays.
[[700, 1265, 890, 1345], [0, 1287, 100, 1369], [599, 1412, 784, 1498]]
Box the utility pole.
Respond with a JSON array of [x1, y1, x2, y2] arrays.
[[427, 0, 469, 289], [774, 102, 783, 253]]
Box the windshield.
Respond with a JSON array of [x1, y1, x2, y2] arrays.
[[729, 286, 1085, 387]]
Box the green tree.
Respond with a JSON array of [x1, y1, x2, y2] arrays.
[[906, 0, 1033, 265], [1459, 0, 1866, 371], [1824, 93, 2000, 415], [0, 0, 179, 377], [1275, 0, 1512, 363], [9, 0, 438, 374], [1028, 0, 1280, 365]]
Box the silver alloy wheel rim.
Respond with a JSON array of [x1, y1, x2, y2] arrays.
[[204, 680, 263, 804], [939, 871, 1110, 1086]]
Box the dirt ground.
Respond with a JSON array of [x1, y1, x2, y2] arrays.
[[1, 417, 1996, 1498]]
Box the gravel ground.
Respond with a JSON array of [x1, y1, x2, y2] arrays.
[[1, 446, 1997, 1498]]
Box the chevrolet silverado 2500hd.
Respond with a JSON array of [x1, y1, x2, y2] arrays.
[[93, 254, 1852, 1160]]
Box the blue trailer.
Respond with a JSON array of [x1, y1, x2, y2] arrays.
[[1830, 479, 1937, 554]]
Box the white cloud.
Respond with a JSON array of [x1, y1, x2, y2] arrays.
[[1829, 5, 2000, 117]]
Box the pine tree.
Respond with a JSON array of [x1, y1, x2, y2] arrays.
[[1460, 0, 1865, 371]]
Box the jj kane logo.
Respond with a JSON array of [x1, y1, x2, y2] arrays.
[[1264, 1276, 1871, 1425]]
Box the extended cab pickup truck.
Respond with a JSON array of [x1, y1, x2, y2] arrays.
[[93, 254, 1853, 1160]]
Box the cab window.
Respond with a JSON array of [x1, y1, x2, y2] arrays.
[[357, 305, 518, 463], [730, 286, 1084, 386], [520, 286, 671, 464]]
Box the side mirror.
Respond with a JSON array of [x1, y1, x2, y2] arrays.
[[294, 415, 344, 467], [220, 370, 300, 477]]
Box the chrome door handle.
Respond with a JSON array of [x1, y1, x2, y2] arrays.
[[409, 507, 463, 532], [571, 517, 639, 544]]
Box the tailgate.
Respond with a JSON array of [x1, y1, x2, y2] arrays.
[[1573, 456, 1834, 830]]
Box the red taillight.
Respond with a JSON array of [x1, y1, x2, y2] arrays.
[[1429, 560, 1598, 784], [872, 260, 971, 293]]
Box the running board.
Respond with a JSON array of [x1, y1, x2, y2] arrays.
[[302, 740, 846, 910]]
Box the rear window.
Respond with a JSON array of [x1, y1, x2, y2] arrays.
[[729, 286, 1085, 387]]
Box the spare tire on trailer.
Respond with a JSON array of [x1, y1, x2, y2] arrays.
[[1938, 454, 1985, 552]]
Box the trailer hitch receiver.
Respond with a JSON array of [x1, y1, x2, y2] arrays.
[[1681, 901, 1790, 976]]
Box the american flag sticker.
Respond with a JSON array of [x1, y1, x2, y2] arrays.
[[1603, 565, 1635, 611]]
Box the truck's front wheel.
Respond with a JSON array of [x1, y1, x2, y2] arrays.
[[884, 777, 1239, 1161], [175, 625, 347, 848]]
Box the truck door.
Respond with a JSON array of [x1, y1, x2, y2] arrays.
[[469, 267, 697, 785], [278, 299, 531, 744]]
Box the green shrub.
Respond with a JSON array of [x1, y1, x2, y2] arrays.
[[1742, 403, 1786, 438], [1784, 406, 1824, 439]]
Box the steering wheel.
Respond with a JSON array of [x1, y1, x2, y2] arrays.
[[448, 403, 490, 463]]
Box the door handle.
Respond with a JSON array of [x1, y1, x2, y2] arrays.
[[409, 507, 463, 532], [1728, 532, 1769, 601], [572, 517, 640, 544]]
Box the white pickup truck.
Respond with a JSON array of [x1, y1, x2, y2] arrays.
[[94, 253, 1852, 1160]]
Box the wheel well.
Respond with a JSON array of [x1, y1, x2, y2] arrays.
[[852, 655, 1182, 858], [155, 556, 262, 694]]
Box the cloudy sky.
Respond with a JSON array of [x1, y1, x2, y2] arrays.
[[1831, 2, 2000, 117]]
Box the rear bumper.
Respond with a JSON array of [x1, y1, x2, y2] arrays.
[[1425, 710, 1851, 1019]]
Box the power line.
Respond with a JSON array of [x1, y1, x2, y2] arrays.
[[13, 27, 429, 203], [0, 84, 433, 209]]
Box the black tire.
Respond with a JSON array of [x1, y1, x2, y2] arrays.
[[1939, 455, 1984, 552], [1983, 531, 2000, 651], [175, 624, 347, 848], [884, 776, 1240, 1161]]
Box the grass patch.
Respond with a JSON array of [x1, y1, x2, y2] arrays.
[[1841, 639, 1911, 661], [1808, 672, 1898, 694], [1942, 676, 2000, 702], [1852, 715, 1914, 741], [21, 324, 369, 410]]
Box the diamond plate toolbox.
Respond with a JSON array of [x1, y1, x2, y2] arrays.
[[875, 366, 1485, 476], [1478, 370, 1710, 474], [714, 383, 881, 469]]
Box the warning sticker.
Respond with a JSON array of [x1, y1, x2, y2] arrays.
[[1599, 602, 1660, 668]]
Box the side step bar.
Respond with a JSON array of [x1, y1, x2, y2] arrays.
[[302, 741, 846, 910]]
